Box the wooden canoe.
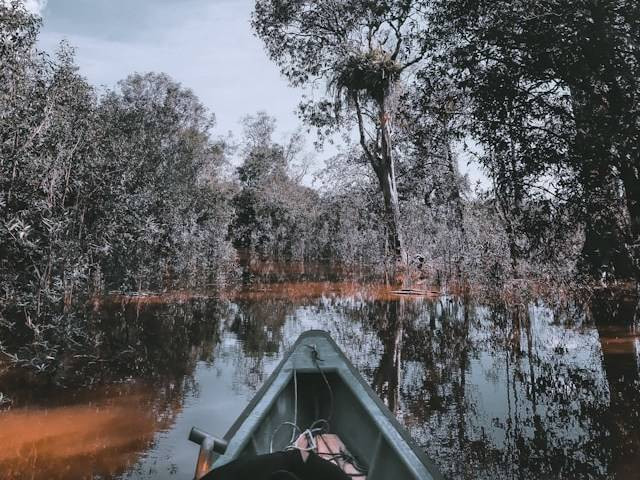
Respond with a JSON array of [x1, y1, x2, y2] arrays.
[[189, 330, 444, 479]]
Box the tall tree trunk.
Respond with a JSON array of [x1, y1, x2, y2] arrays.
[[444, 139, 465, 233], [577, 167, 629, 280], [379, 98, 405, 262], [619, 162, 640, 279], [377, 157, 404, 261], [567, 4, 639, 281], [353, 94, 405, 264], [570, 84, 633, 280]]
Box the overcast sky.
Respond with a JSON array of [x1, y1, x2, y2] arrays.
[[36, 0, 303, 138], [31, 0, 487, 187]]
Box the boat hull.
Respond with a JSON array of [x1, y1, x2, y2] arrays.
[[214, 330, 444, 480]]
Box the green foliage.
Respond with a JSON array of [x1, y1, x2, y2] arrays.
[[254, 0, 433, 261], [0, 3, 234, 378], [428, 0, 640, 280], [314, 156, 388, 263], [230, 114, 388, 263], [95, 72, 234, 290], [231, 113, 320, 258]]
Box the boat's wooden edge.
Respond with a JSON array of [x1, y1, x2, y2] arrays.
[[222, 330, 445, 480]]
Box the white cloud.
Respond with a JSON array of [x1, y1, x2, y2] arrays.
[[21, 0, 47, 15]]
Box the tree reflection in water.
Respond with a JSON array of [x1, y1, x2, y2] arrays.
[[227, 273, 639, 480], [592, 291, 640, 478], [1, 270, 639, 480], [0, 297, 230, 480]]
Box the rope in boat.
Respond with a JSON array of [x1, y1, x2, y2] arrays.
[[306, 344, 334, 426], [291, 368, 299, 443], [268, 343, 368, 478]]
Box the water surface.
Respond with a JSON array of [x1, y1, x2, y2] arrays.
[[1, 263, 639, 479]]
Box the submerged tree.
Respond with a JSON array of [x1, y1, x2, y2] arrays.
[[253, 0, 432, 264]]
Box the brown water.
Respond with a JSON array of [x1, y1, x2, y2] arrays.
[[1, 262, 639, 479]]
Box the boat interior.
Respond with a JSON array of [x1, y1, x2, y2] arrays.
[[234, 371, 417, 480]]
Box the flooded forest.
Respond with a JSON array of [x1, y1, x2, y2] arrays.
[[1, 1, 640, 479]]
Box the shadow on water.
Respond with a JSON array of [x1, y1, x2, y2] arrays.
[[0, 262, 639, 479]]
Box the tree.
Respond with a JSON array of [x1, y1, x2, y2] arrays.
[[1, 1, 102, 371], [231, 112, 319, 258], [252, 0, 431, 264], [429, 0, 640, 280], [0, 2, 235, 376], [95, 72, 232, 289], [394, 78, 470, 273]]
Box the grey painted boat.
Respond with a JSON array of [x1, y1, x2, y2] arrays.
[[189, 330, 444, 479]]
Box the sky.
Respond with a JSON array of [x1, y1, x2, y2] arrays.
[[35, 0, 304, 137], [31, 0, 487, 188]]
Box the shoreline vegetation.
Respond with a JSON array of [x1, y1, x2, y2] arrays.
[[2, 1, 640, 402]]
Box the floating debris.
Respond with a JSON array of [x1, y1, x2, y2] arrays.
[[390, 288, 440, 297]]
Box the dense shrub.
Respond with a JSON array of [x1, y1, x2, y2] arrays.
[[0, 3, 234, 375]]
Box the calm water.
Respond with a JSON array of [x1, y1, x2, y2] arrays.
[[1, 261, 639, 479]]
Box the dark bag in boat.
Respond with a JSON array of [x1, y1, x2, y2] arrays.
[[201, 450, 350, 480]]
